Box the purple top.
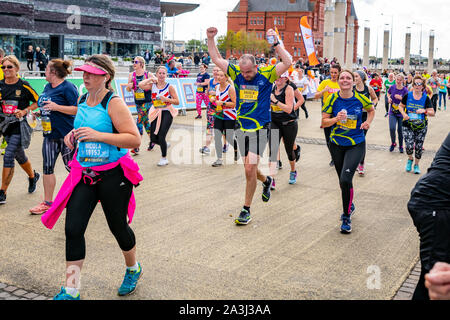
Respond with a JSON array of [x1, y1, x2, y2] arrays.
[[388, 85, 409, 117]]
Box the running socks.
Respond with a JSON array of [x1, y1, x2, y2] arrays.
[[127, 262, 140, 272]]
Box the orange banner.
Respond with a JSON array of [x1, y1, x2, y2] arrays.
[[299, 16, 319, 66]]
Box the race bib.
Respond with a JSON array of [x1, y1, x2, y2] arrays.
[[2, 100, 18, 114], [298, 87, 304, 93], [408, 112, 424, 121], [41, 116, 52, 135], [134, 91, 145, 100], [78, 142, 110, 163], [240, 85, 259, 102], [153, 99, 166, 108], [197, 87, 204, 93], [216, 105, 223, 112], [337, 114, 357, 130], [392, 103, 399, 111], [271, 104, 283, 112]]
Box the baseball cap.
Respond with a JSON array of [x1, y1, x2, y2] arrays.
[[74, 61, 108, 75]]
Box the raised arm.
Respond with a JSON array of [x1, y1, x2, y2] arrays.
[[206, 27, 229, 73], [266, 29, 293, 77]]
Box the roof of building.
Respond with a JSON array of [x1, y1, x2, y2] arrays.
[[161, 1, 199, 16], [231, 0, 357, 19]]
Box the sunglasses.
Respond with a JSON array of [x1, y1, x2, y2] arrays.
[[134, 61, 141, 64], [413, 82, 423, 87], [1, 65, 14, 70]]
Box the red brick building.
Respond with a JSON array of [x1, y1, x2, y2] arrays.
[[227, 0, 358, 63]]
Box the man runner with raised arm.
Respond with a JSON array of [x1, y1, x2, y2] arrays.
[[207, 27, 292, 225]]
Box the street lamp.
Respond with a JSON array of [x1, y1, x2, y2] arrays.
[[381, 13, 393, 60]]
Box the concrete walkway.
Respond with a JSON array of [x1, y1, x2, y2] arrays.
[[0, 98, 448, 300]]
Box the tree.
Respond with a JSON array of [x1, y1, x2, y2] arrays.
[[217, 30, 269, 57], [186, 39, 207, 53]]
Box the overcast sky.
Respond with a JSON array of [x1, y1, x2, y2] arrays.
[[164, 0, 449, 59]]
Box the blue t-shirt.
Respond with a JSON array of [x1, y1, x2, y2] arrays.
[[322, 92, 373, 146], [227, 64, 278, 132], [38, 80, 78, 139]]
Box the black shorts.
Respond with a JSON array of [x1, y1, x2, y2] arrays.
[[234, 123, 270, 158]]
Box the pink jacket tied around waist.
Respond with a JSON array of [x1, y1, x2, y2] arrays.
[[41, 152, 143, 230]]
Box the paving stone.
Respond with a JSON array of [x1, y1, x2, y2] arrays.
[[6, 296, 19, 300], [32, 295, 49, 300], [24, 292, 39, 299], [399, 286, 415, 294], [0, 283, 7, 289], [12, 289, 28, 297], [0, 292, 11, 298], [4, 286, 17, 293], [402, 282, 417, 289]]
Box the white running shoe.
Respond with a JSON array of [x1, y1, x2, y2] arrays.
[[157, 158, 169, 166]]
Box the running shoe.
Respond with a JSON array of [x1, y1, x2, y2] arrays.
[[277, 160, 283, 170], [212, 159, 223, 167], [157, 158, 169, 166], [357, 164, 365, 176], [294, 144, 301, 162], [329, 160, 334, 167], [118, 263, 142, 296], [305, 111, 309, 119], [30, 201, 51, 215], [131, 148, 139, 156], [413, 164, 421, 174], [195, 115, 202, 119], [235, 209, 252, 225], [399, 146, 404, 153], [28, 171, 40, 194], [349, 203, 356, 217], [147, 143, 155, 151], [389, 143, 396, 152], [199, 146, 211, 155], [405, 159, 413, 172], [0, 190, 6, 205], [289, 171, 297, 185], [384, 112, 388, 117], [270, 178, 276, 191], [53, 287, 80, 300], [340, 214, 352, 234], [223, 144, 228, 153], [262, 176, 273, 202]]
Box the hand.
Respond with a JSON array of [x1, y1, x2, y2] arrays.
[[43, 100, 59, 111], [64, 130, 76, 150], [388, 98, 392, 104], [159, 95, 170, 103], [360, 121, 370, 130], [336, 111, 347, 122], [14, 109, 27, 119], [266, 29, 277, 38], [323, 85, 331, 93], [416, 109, 426, 114], [402, 114, 410, 121], [73, 127, 103, 143], [425, 262, 450, 300], [216, 100, 223, 107], [206, 27, 218, 39], [395, 94, 403, 100]]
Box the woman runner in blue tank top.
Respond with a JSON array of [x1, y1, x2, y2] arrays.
[[52, 55, 142, 300]]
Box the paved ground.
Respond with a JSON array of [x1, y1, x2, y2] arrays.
[[0, 97, 448, 300]]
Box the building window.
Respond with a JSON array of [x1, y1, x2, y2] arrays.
[[280, 32, 284, 41], [281, 17, 284, 25]]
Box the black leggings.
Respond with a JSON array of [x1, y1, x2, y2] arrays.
[[214, 118, 236, 159], [431, 94, 438, 113], [270, 120, 298, 162], [150, 111, 173, 158], [329, 142, 366, 216], [360, 112, 368, 165], [324, 126, 333, 157], [65, 166, 136, 261], [27, 60, 33, 71]]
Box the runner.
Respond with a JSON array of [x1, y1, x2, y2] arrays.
[[398, 75, 435, 174], [369, 72, 382, 106], [41, 54, 143, 300], [292, 66, 309, 119], [142, 66, 179, 166], [207, 26, 292, 225], [29, 59, 78, 215], [383, 73, 396, 117], [321, 69, 375, 233], [209, 69, 237, 167], [126, 56, 157, 154], [0, 48, 6, 155], [406, 73, 413, 90], [428, 70, 440, 113], [315, 64, 341, 167], [0, 55, 40, 205], [199, 66, 220, 155], [194, 63, 210, 119], [438, 73, 448, 111], [353, 70, 378, 176], [269, 72, 298, 185], [387, 73, 409, 153]]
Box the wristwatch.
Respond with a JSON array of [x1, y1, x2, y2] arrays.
[[273, 42, 280, 47]]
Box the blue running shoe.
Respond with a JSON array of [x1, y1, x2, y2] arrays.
[[340, 214, 352, 234], [413, 164, 421, 174], [405, 159, 413, 172], [223, 144, 228, 153], [349, 203, 355, 217], [118, 263, 142, 296], [53, 287, 80, 300], [289, 171, 297, 184], [235, 209, 252, 225], [389, 143, 396, 152]]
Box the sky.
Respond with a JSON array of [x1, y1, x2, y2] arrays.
[[164, 0, 449, 60]]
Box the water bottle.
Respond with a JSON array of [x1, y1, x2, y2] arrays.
[[341, 109, 347, 123], [267, 35, 276, 45]]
